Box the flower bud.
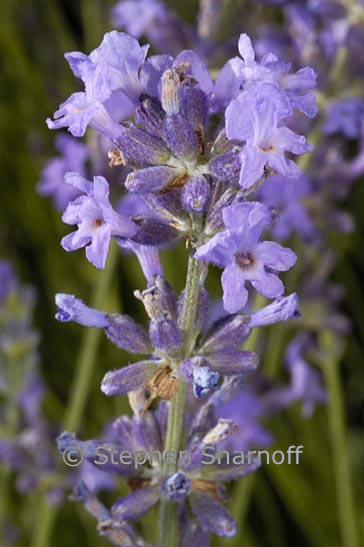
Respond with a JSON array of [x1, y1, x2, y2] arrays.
[[182, 175, 210, 214], [105, 314, 152, 354]]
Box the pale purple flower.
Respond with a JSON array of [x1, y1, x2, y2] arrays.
[[46, 32, 150, 138], [55, 292, 152, 353], [37, 134, 88, 210], [55, 294, 109, 327], [226, 83, 313, 190], [258, 174, 316, 241], [192, 365, 220, 398], [85, 31, 148, 102], [61, 173, 137, 268], [215, 33, 317, 117], [323, 97, 364, 139], [285, 336, 327, 417], [195, 202, 297, 313], [117, 194, 164, 284], [0, 261, 16, 305], [112, 0, 168, 38], [250, 293, 300, 327], [218, 392, 273, 452], [161, 472, 191, 501], [111, 0, 190, 56]]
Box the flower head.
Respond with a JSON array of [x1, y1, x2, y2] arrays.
[[46, 31, 162, 138], [215, 33, 317, 117], [37, 134, 88, 210], [226, 83, 313, 190], [195, 202, 297, 313], [61, 173, 137, 268]]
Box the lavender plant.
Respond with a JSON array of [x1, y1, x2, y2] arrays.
[[0, 261, 114, 544], [43, 25, 321, 546]]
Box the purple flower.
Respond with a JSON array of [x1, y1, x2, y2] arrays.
[[161, 472, 191, 501], [37, 134, 88, 210], [55, 294, 109, 327], [112, 487, 160, 521], [112, 0, 168, 38], [192, 365, 220, 398], [181, 351, 258, 399], [189, 492, 236, 537], [323, 97, 364, 139], [258, 174, 316, 241], [0, 261, 16, 305], [55, 293, 152, 353], [61, 173, 137, 268], [78, 461, 115, 494], [111, 0, 190, 56], [85, 31, 148, 102], [46, 31, 150, 138], [195, 202, 297, 313], [225, 83, 313, 190], [215, 33, 317, 117], [285, 336, 327, 417], [250, 293, 300, 327], [218, 392, 273, 452], [101, 360, 160, 397], [117, 195, 165, 284]]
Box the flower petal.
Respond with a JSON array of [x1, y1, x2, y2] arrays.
[[255, 241, 297, 271], [189, 491, 237, 537], [112, 487, 159, 521], [251, 270, 284, 299], [101, 361, 159, 396], [194, 232, 235, 268], [221, 264, 248, 313]]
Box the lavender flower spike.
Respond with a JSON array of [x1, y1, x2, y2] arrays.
[[55, 294, 109, 327], [195, 202, 297, 313], [61, 173, 137, 269]]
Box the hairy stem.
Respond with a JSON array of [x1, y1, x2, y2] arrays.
[[159, 254, 203, 547]]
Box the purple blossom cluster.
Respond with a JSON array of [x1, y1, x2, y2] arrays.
[[36, 0, 364, 542], [42, 22, 324, 544]]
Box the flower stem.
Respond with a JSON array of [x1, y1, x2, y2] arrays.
[[319, 331, 360, 547], [159, 254, 203, 547], [31, 244, 118, 547]]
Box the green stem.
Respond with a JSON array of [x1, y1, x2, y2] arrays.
[[180, 254, 204, 356], [319, 332, 360, 547], [164, 382, 187, 463], [31, 245, 118, 547], [159, 255, 203, 547]]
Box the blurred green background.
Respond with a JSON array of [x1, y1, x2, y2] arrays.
[[0, 1, 364, 546]]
